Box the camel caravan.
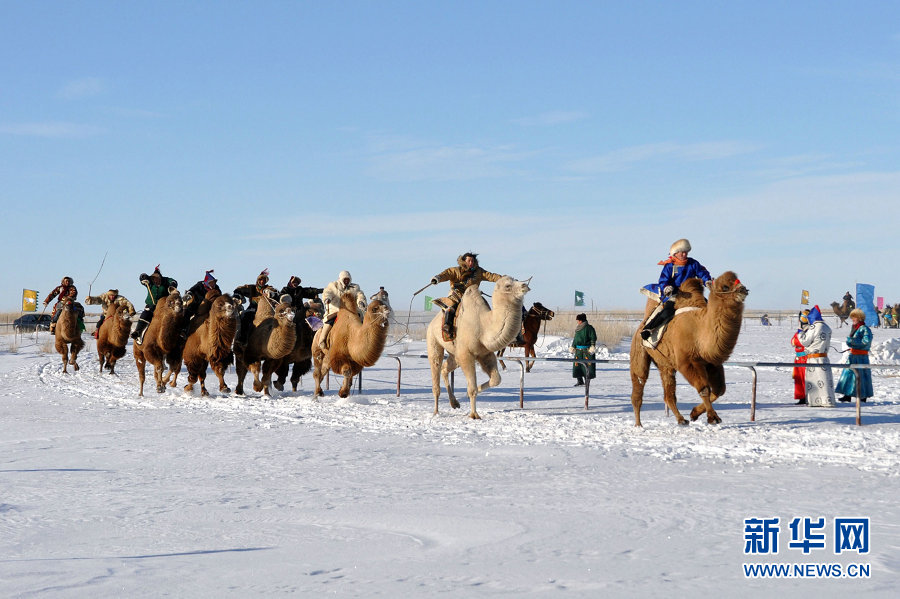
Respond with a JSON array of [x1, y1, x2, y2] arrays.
[[34, 240, 764, 425]]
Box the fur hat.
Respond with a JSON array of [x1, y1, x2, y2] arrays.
[[257, 268, 269, 285], [849, 308, 866, 321], [62, 276, 73, 285], [339, 270, 352, 283], [108, 288, 119, 295], [289, 275, 301, 287], [669, 239, 691, 256], [576, 313, 587, 322]]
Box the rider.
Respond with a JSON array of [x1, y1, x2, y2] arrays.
[[319, 270, 366, 350], [85, 288, 136, 338], [430, 252, 503, 341], [640, 239, 712, 340], [279, 275, 324, 309], [233, 269, 277, 349], [131, 266, 178, 343], [44, 276, 80, 335], [183, 270, 221, 322]]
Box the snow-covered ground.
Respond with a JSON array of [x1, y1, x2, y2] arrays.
[[1, 317, 899, 597]]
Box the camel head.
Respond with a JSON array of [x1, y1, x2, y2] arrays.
[[365, 299, 391, 328], [709, 271, 748, 302], [491, 276, 531, 305], [115, 304, 134, 321], [211, 294, 240, 321], [274, 300, 295, 323], [160, 290, 183, 314]]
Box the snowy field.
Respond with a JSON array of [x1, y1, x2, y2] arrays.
[[1, 316, 899, 597]]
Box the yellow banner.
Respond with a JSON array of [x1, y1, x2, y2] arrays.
[[800, 290, 809, 305], [22, 289, 38, 312]]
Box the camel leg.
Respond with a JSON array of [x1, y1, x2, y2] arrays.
[[441, 354, 459, 410], [57, 341, 69, 374], [458, 356, 481, 419], [108, 357, 117, 375], [70, 343, 81, 371], [476, 352, 502, 393], [261, 359, 281, 397], [659, 367, 688, 425], [99, 352, 106, 374], [135, 351, 146, 397], [690, 387, 721, 424], [291, 364, 302, 392], [629, 335, 651, 427], [497, 347, 506, 372], [198, 373, 209, 397], [250, 361, 264, 393], [213, 362, 231, 394], [312, 350, 327, 397], [338, 365, 353, 398], [273, 360, 288, 392], [164, 358, 181, 388], [184, 370, 197, 394], [234, 355, 248, 395]]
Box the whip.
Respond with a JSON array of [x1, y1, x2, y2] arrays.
[[87, 250, 108, 297]]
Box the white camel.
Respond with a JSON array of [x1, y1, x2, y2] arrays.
[[426, 276, 530, 419]]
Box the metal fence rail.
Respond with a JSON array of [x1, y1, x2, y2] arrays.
[[383, 353, 894, 426]]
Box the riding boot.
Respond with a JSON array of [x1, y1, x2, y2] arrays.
[[318, 322, 332, 350], [442, 307, 456, 341], [641, 300, 675, 339], [131, 318, 149, 342]]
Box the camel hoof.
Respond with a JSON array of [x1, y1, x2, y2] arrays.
[[689, 407, 703, 421], [468, 411, 481, 420], [184, 384, 193, 392], [253, 380, 263, 392], [707, 413, 722, 425], [220, 385, 231, 394], [338, 389, 350, 398], [201, 389, 209, 397], [156, 385, 165, 394], [676, 418, 689, 426], [449, 399, 460, 410]]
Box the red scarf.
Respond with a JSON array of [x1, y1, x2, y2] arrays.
[[658, 256, 688, 267]]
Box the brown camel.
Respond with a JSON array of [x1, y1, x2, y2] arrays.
[[830, 299, 853, 328], [54, 298, 85, 374], [630, 272, 749, 427], [312, 292, 391, 398], [273, 312, 316, 393], [427, 276, 530, 419], [234, 296, 296, 396], [96, 303, 133, 374], [497, 301, 555, 372], [183, 291, 241, 396], [133, 290, 184, 396]]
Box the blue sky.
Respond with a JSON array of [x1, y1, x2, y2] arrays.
[[2, 1, 899, 313]]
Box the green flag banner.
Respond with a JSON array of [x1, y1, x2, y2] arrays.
[[574, 290, 584, 307], [424, 296, 434, 310]]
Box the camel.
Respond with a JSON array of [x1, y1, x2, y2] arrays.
[[311, 292, 391, 398], [427, 276, 530, 419], [831, 299, 853, 328], [96, 303, 133, 374], [497, 301, 555, 373], [133, 290, 184, 396], [630, 272, 749, 427], [234, 296, 296, 396], [183, 291, 241, 396], [54, 298, 85, 373], [273, 312, 316, 393]]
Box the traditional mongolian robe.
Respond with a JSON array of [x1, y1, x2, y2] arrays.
[[572, 322, 597, 380], [797, 314, 836, 407], [791, 331, 807, 401], [835, 322, 874, 400]]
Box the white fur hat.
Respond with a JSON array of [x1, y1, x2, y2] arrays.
[[669, 238, 691, 255], [339, 270, 352, 283]]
